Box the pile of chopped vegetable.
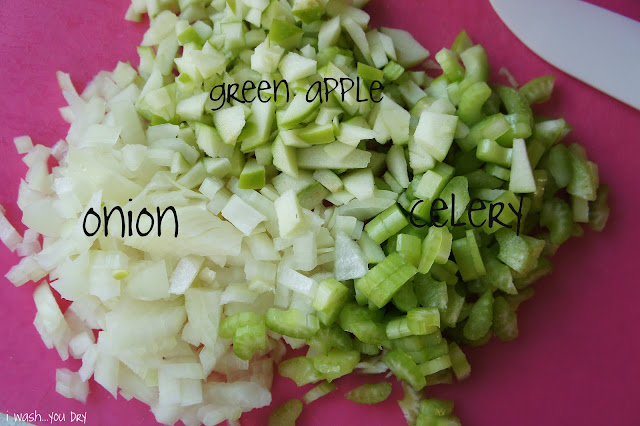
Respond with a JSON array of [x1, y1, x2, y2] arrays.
[[0, 0, 609, 424]]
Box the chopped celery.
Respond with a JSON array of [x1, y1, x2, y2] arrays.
[[345, 382, 392, 405], [269, 399, 303, 426], [303, 381, 336, 404], [313, 349, 360, 381], [463, 290, 493, 341], [312, 278, 349, 326], [266, 308, 320, 339], [278, 357, 324, 386], [383, 349, 426, 391]]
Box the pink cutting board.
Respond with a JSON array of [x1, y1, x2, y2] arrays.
[[1, 1, 639, 425]]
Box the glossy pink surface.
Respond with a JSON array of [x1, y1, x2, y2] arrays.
[[1, 1, 639, 425]]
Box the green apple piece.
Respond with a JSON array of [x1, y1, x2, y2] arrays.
[[292, 0, 325, 24], [342, 169, 374, 200], [239, 159, 267, 190], [414, 110, 458, 162], [318, 16, 341, 51], [177, 26, 204, 47], [275, 189, 305, 238], [195, 122, 233, 159], [357, 62, 384, 84], [241, 100, 276, 152], [204, 157, 232, 178], [262, 0, 295, 30], [337, 117, 377, 147], [268, 19, 304, 50], [296, 123, 336, 145], [272, 135, 299, 177], [297, 145, 371, 170], [278, 92, 321, 129], [380, 27, 430, 68], [379, 96, 410, 145], [278, 52, 317, 82], [509, 138, 536, 193], [322, 63, 359, 116], [313, 169, 343, 193], [213, 105, 246, 145], [176, 92, 207, 121]]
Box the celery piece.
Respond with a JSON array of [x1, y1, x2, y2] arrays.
[[495, 228, 543, 274], [451, 230, 485, 282], [419, 354, 452, 376], [420, 398, 454, 417], [396, 234, 422, 267], [493, 296, 518, 341], [519, 75, 555, 104], [458, 113, 510, 152], [268, 399, 303, 426], [478, 248, 516, 295], [308, 324, 354, 355], [383, 61, 405, 82], [482, 89, 502, 116], [303, 381, 336, 404], [414, 274, 448, 312], [219, 311, 265, 339], [313, 349, 360, 381], [509, 138, 537, 193], [338, 303, 385, 332], [313, 278, 350, 326], [476, 139, 512, 168], [458, 45, 490, 95], [418, 227, 453, 274], [451, 29, 473, 54], [266, 308, 320, 339], [386, 317, 413, 339], [505, 287, 535, 311], [383, 349, 426, 391], [364, 204, 409, 245], [532, 170, 549, 211], [430, 263, 459, 286], [533, 118, 571, 149], [362, 252, 418, 308], [546, 144, 572, 188], [589, 185, 610, 232], [407, 307, 440, 335], [437, 176, 470, 225], [233, 322, 267, 360], [572, 195, 590, 223], [417, 414, 461, 426], [567, 145, 598, 201], [462, 290, 493, 341], [392, 280, 419, 312], [540, 198, 572, 245], [463, 169, 503, 190], [393, 333, 442, 353], [513, 256, 553, 290], [467, 190, 522, 235], [238, 159, 266, 190], [435, 48, 465, 82], [345, 382, 393, 405], [353, 339, 380, 356], [278, 357, 324, 386], [448, 342, 471, 380], [457, 81, 491, 125], [350, 320, 388, 345]]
